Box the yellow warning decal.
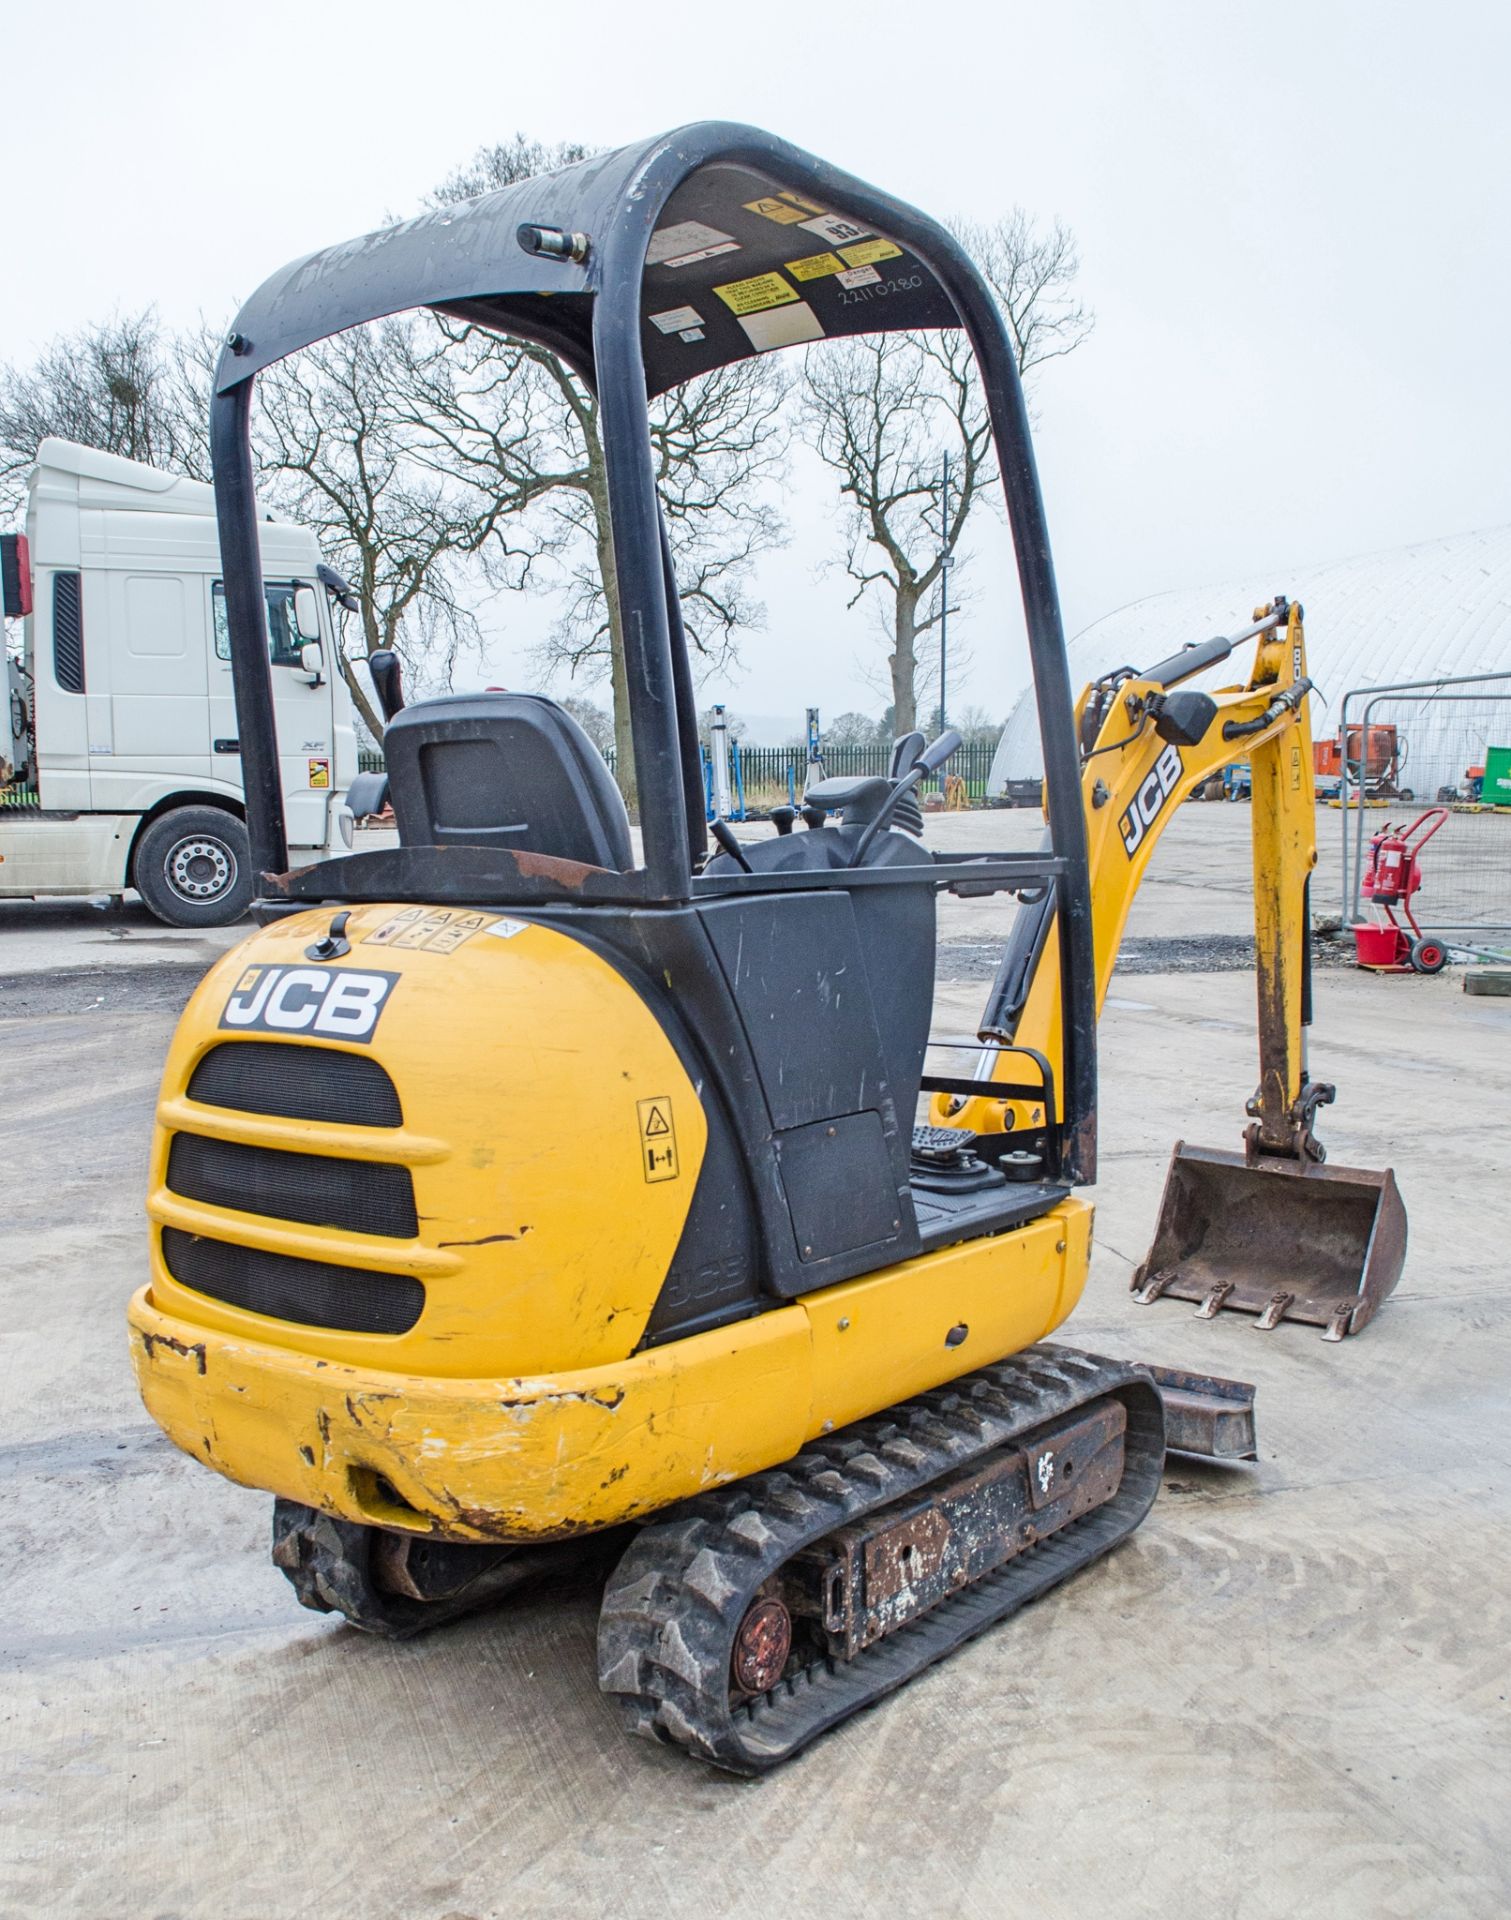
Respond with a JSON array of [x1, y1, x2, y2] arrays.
[[839, 238, 903, 268], [712, 271, 800, 316], [744, 196, 811, 225], [785, 251, 846, 281], [364, 906, 496, 953], [308, 757, 331, 789], [637, 1096, 680, 1183]]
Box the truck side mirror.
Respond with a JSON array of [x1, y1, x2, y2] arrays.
[[298, 640, 325, 685], [293, 584, 322, 642]]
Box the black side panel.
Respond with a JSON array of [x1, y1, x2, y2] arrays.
[[702, 892, 892, 1130], [551, 902, 923, 1324], [777, 1112, 901, 1262], [52, 572, 85, 694], [698, 892, 919, 1296]]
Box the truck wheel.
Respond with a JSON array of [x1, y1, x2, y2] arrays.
[[133, 807, 253, 928]]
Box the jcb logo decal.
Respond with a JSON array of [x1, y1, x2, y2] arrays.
[[1119, 743, 1183, 857], [220, 965, 399, 1042]]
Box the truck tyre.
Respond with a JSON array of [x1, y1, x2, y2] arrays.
[[133, 807, 253, 927]]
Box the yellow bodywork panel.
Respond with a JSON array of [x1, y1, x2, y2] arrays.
[[145, 905, 707, 1378], [127, 1198, 1089, 1542]]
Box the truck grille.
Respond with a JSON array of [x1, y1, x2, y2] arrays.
[[187, 1042, 403, 1127], [160, 1227, 424, 1335], [167, 1132, 419, 1240]]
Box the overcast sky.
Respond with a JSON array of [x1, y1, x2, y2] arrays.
[[4, 0, 1508, 733]]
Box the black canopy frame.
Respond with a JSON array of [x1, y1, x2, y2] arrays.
[[209, 121, 1098, 1179]]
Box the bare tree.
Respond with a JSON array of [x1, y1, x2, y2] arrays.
[[799, 214, 1092, 735], [950, 701, 1005, 748], [174, 318, 541, 740], [817, 710, 881, 750], [557, 694, 613, 754], [0, 310, 205, 514], [424, 137, 790, 801]]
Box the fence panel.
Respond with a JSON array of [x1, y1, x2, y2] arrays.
[[357, 739, 1004, 805], [1339, 677, 1511, 937]]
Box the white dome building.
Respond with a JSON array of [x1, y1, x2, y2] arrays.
[[990, 525, 1511, 802]]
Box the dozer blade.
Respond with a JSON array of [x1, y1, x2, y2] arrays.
[[1131, 1141, 1406, 1341]]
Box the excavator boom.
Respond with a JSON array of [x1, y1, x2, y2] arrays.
[[949, 599, 1406, 1339]]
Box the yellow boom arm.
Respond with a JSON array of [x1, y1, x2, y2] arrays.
[[947, 598, 1323, 1156]]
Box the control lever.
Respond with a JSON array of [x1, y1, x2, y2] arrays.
[[710, 818, 753, 872], [888, 729, 926, 779], [769, 805, 797, 836], [801, 804, 828, 830], [368, 649, 406, 721], [849, 727, 961, 867]]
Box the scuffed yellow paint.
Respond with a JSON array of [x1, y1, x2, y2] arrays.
[[127, 1198, 1090, 1543]]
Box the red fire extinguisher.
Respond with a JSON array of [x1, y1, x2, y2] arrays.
[[1355, 807, 1449, 973]]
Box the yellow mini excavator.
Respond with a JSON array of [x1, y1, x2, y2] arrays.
[[126, 125, 1405, 1773]]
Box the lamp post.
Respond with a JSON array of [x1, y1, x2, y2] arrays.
[[935, 453, 952, 734]]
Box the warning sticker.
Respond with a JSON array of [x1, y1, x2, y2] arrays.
[[738, 302, 825, 352], [646, 222, 740, 269], [482, 917, 530, 940], [837, 264, 882, 289], [308, 757, 331, 789], [712, 271, 799, 317], [364, 906, 496, 953], [799, 212, 873, 247], [680, 328, 705, 343], [637, 1096, 680, 1183], [649, 305, 703, 334], [784, 251, 846, 281], [744, 196, 812, 225], [839, 238, 902, 268]]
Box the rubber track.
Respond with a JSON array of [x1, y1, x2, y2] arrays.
[[596, 1343, 1165, 1773]]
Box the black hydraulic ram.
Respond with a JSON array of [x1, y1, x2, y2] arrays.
[[1140, 603, 1288, 691]]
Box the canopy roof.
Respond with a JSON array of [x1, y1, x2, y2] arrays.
[[216, 122, 960, 399]]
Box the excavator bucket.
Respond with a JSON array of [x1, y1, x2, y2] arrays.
[[1132, 1142, 1407, 1341]]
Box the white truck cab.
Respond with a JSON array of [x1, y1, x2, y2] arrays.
[[1, 438, 358, 925]]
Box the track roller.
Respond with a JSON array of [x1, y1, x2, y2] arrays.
[[597, 1344, 1164, 1773]]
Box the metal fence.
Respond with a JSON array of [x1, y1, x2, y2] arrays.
[[1339, 672, 1511, 939], [357, 738, 1003, 807]]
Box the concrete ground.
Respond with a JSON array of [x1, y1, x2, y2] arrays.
[[2, 804, 1508, 1919]]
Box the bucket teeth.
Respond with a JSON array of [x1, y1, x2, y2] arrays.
[[1255, 1291, 1294, 1331], [1132, 1269, 1175, 1305], [1322, 1302, 1355, 1342], [1194, 1281, 1235, 1320]]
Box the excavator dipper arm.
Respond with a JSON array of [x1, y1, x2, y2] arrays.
[[950, 598, 1317, 1135], [947, 598, 1406, 1340]]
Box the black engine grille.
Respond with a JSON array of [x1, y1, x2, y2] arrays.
[[187, 1042, 403, 1128], [167, 1132, 419, 1239], [161, 1227, 423, 1335]]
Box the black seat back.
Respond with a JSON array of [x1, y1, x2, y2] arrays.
[[382, 692, 632, 870]]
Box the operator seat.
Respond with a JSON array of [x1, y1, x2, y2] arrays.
[[381, 691, 633, 870]]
